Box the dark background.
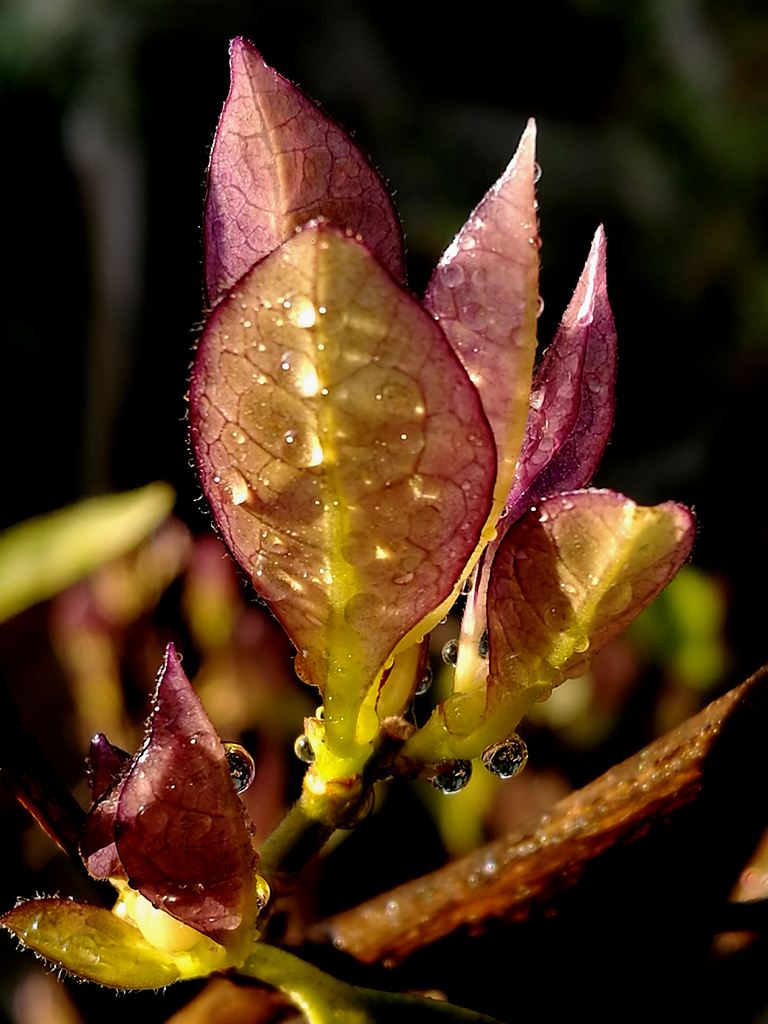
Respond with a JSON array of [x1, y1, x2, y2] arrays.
[[1, 0, 767, 1020]]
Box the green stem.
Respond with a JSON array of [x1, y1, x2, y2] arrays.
[[239, 943, 370, 1024], [259, 798, 335, 881], [238, 943, 503, 1023]]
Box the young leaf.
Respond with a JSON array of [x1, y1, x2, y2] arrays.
[[404, 490, 694, 764], [0, 900, 194, 989], [190, 222, 496, 756], [115, 645, 260, 944], [486, 490, 696, 696], [425, 121, 539, 511], [504, 226, 616, 523], [85, 732, 130, 801], [205, 37, 404, 303]]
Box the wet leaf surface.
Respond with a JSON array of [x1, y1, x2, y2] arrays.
[[115, 646, 260, 943], [191, 223, 496, 752], [425, 122, 539, 510], [487, 490, 696, 697]]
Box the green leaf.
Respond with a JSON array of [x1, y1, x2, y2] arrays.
[[1, 898, 225, 989], [190, 223, 496, 759], [0, 482, 174, 623]]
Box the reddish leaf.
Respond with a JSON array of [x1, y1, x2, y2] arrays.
[[190, 222, 496, 754], [505, 226, 616, 523], [487, 490, 696, 696], [204, 38, 404, 303], [85, 733, 129, 801], [115, 645, 259, 944], [425, 121, 539, 510]]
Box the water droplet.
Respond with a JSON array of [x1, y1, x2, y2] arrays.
[[572, 635, 591, 654], [478, 629, 489, 659], [415, 664, 433, 696], [427, 759, 473, 794], [533, 161, 542, 183], [461, 576, 474, 596], [224, 742, 256, 793], [482, 734, 528, 779], [442, 262, 465, 288], [223, 468, 251, 506], [441, 639, 459, 666], [288, 296, 317, 329], [254, 875, 271, 909], [536, 295, 545, 318], [293, 734, 315, 763]]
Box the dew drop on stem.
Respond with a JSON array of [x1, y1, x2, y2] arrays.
[[481, 734, 528, 779], [441, 638, 459, 666], [294, 734, 315, 763], [427, 759, 473, 794], [415, 664, 433, 696]]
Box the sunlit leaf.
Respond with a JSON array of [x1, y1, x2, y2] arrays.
[[505, 226, 615, 522], [404, 490, 694, 763], [1, 899, 193, 989], [116, 645, 260, 944], [0, 483, 174, 623], [190, 222, 496, 756], [205, 37, 404, 303], [487, 490, 695, 696], [425, 121, 539, 511]]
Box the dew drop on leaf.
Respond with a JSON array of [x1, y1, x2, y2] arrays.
[[223, 742, 256, 793], [441, 639, 459, 666], [293, 734, 315, 763], [481, 734, 529, 779], [427, 759, 473, 794], [478, 629, 489, 658]]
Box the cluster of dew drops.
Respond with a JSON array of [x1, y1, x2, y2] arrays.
[[289, 624, 528, 797]]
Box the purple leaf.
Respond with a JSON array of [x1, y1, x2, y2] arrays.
[[114, 645, 259, 944], [204, 38, 405, 303], [85, 733, 130, 801], [425, 121, 540, 508], [505, 226, 616, 523]]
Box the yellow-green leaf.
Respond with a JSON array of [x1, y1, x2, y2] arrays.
[[1, 899, 224, 989], [0, 483, 174, 623], [485, 490, 695, 698]]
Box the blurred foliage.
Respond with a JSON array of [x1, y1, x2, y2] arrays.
[[0, 483, 173, 623]]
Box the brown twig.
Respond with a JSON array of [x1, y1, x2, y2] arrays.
[[312, 666, 768, 965]]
